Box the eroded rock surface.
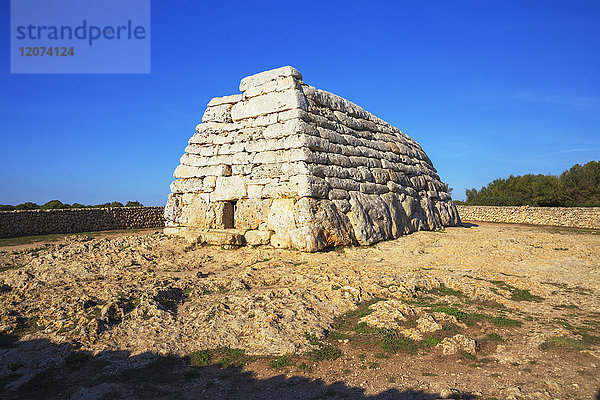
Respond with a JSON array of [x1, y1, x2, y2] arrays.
[[1, 223, 599, 398]]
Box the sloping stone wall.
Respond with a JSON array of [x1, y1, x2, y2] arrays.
[[456, 205, 600, 230], [165, 66, 459, 251], [0, 207, 165, 238]]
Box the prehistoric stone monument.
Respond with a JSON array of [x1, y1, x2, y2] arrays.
[[164, 66, 459, 251]]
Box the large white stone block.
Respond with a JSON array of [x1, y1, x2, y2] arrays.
[[267, 198, 296, 234], [207, 94, 242, 107], [244, 229, 273, 245], [289, 175, 331, 198], [211, 176, 247, 201], [202, 104, 233, 123], [231, 89, 308, 121], [239, 66, 302, 92]]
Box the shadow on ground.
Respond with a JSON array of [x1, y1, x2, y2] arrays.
[[0, 334, 478, 400]]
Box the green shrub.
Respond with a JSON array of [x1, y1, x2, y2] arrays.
[[1, 200, 143, 210], [15, 202, 39, 210], [465, 160, 600, 206], [41, 200, 70, 210]]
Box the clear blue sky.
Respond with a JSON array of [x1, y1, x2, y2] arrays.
[[1, 0, 599, 205]]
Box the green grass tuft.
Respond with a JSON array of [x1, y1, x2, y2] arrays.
[[510, 289, 544, 302], [485, 333, 504, 342], [430, 306, 467, 321], [188, 349, 211, 367], [326, 330, 350, 341], [305, 345, 341, 362], [428, 284, 463, 297], [269, 355, 294, 369], [422, 337, 442, 347], [541, 336, 585, 350], [304, 332, 322, 346], [0, 264, 24, 273], [489, 316, 521, 327], [298, 362, 311, 371], [579, 332, 600, 346], [215, 347, 256, 368], [355, 322, 379, 335], [380, 328, 418, 354]]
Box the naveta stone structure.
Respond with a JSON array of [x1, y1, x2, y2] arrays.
[[164, 66, 459, 251]]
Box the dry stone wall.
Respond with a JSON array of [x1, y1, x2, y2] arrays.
[[165, 66, 459, 251], [456, 205, 600, 230], [0, 207, 165, 238]]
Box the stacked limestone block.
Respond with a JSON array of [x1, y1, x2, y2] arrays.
[[164, 66, 459, 251]]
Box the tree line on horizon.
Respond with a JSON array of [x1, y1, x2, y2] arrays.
[[0, 200, 144, 211], [461, 161, 600, 207]]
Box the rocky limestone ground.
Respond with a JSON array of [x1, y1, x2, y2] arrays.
[[0, 222, 599, 399]]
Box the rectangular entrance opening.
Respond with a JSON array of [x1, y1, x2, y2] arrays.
[[222, 200, 236, 229]]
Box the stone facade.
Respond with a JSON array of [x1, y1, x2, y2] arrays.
[[165, 66, 459, 251], [456, 205, 600, 230], [0, 207, 165, 238]]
